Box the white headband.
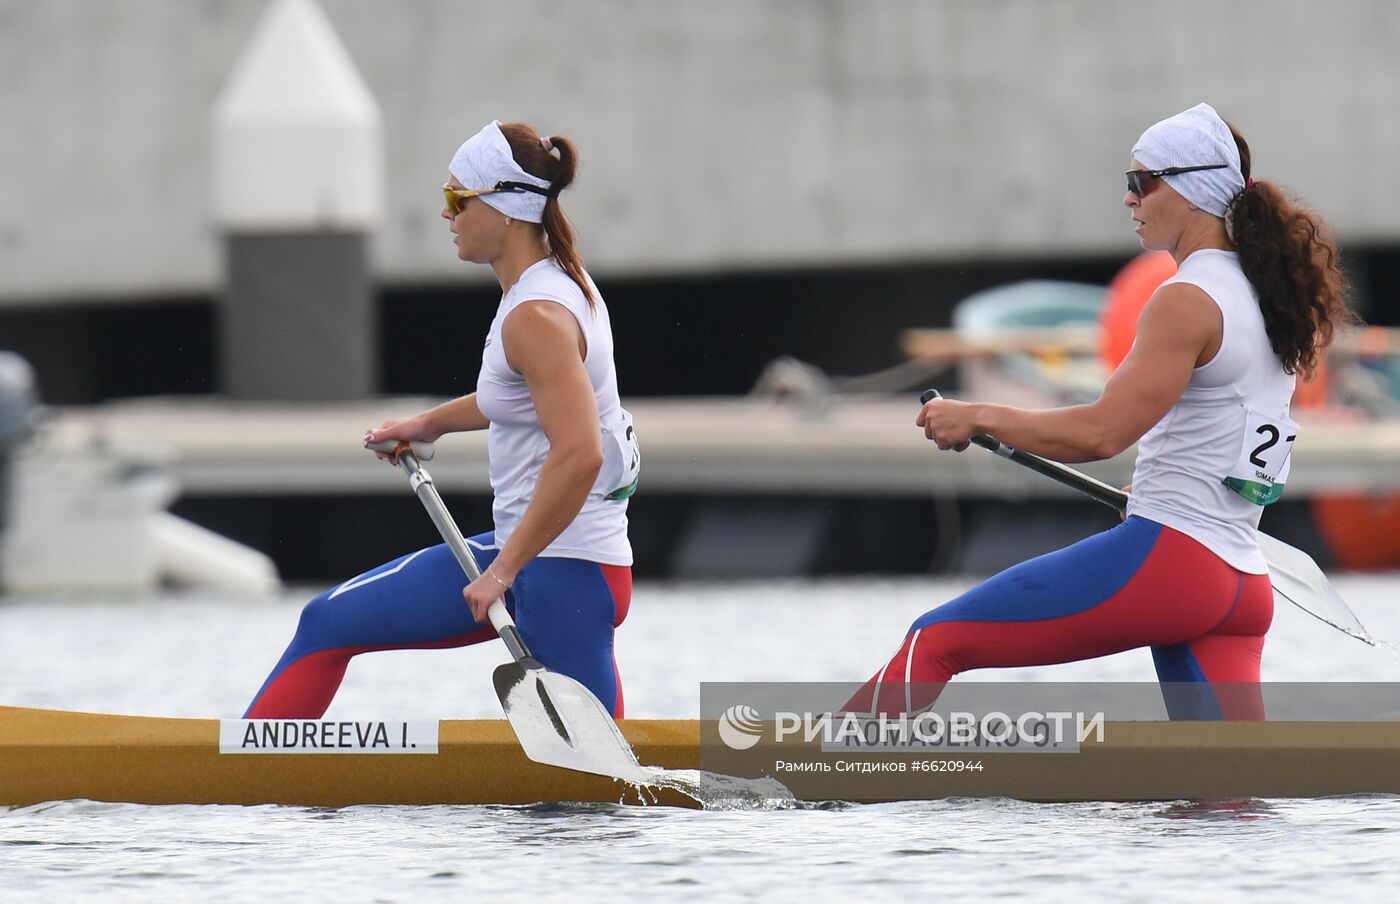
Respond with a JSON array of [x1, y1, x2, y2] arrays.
[[448, 120, 552, 223], [1131, 103, 1244, 217]]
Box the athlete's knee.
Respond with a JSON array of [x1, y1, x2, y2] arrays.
[[902, 624, 967, 680], [289, 590, 342, 646]]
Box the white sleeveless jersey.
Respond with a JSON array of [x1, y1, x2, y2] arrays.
[[475, 259, 638, 566], [1126, 249, 1297, 574]]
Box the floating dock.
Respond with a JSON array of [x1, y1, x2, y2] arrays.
[[27, 396, 1400, 500], [6, 395, 1399, 585]]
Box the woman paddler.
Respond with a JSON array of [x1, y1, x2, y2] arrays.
[[244, 121, 639, 719], [848, 103, 1353, 720]]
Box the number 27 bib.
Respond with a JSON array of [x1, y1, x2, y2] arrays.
[[1222, 406, 1298, 506]]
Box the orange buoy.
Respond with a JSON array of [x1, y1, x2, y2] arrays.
[[1312, 493, 1400, 571]]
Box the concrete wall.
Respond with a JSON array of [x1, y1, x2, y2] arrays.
[[3, 0, 1398, 303]]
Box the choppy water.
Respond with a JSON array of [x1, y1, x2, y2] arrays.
[[4, 575, 1400, 901]]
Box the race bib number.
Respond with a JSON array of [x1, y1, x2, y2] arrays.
[[1222, 406, 1297, 505], [599, 410, 641, 501]]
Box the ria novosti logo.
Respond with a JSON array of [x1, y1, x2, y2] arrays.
[[712, 706, 1103, 752], [717, 704, 764, 750]]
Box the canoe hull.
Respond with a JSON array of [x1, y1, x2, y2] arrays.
[[0, 707, 700, 808], [4, 707, 1400, 807]]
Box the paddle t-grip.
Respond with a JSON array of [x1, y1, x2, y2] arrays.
[[918, 389, 1002, 455], [364, 438, 436, 461]]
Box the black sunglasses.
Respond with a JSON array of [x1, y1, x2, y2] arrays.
[[1125, 164, 1229, 197]]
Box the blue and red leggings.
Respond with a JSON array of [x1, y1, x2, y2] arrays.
[[244, 532, 631, 719], [848, 516, 1274, 719]]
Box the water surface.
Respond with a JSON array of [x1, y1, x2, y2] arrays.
[[3, 575, 1399, 900]]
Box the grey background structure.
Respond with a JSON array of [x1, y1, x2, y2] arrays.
[[3, 0, 1398, 305]]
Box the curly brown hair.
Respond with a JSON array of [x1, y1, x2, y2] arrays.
[[1225, 125, 1356, 379]]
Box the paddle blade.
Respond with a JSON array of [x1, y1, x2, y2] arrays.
[[1259, 532, 1375, 646], [493, 662, 645, 783]]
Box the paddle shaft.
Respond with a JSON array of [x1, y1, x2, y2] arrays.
[[920, 389, 1129, 513], [391, 450, 532, 663]]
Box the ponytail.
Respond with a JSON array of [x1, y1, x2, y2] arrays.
[[1225, 125, 1355, 379], [498, 123, 595, 308]]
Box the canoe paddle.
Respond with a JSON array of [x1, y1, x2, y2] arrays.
[[919, 389, 1379, 646], [367, 439, 646, 783]]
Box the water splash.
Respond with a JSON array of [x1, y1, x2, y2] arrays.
[[1378, 638, 1400, 669], [500, 681, 795, 808], [623, 766, 797, 811]]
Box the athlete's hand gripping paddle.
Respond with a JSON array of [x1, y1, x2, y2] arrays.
[[367, 439, 646, 783], [918, 390, 1379, 646]]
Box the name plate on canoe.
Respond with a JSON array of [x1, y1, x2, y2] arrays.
[[219, 720, 439, 754]]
